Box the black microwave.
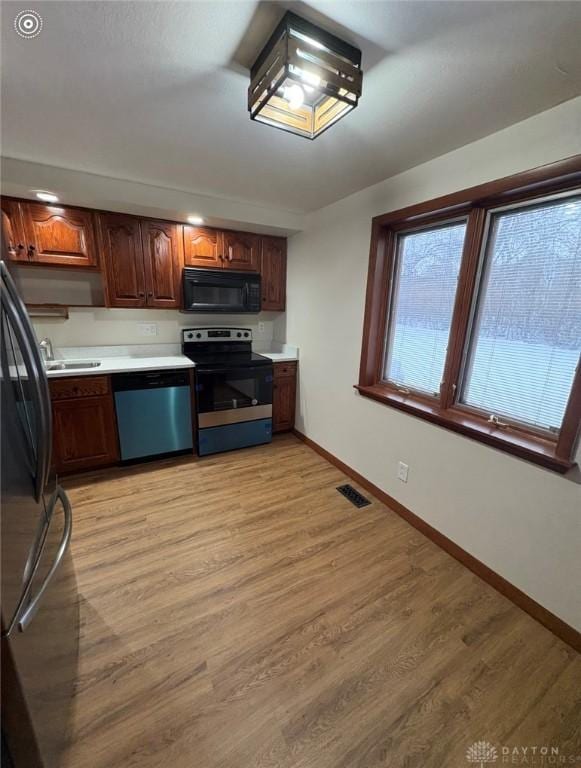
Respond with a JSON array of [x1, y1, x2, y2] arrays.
[[183, 268, 261, 313]]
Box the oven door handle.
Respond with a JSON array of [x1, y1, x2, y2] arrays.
[[197, 365, 272, 376]]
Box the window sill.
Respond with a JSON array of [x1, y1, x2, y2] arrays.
[[354, 384, 575, 474]]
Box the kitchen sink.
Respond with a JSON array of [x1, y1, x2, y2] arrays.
[[45, 361, 101, 371]]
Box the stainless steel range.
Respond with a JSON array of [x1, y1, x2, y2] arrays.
[[182, 328, 273, 456]]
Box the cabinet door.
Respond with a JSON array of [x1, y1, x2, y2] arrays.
[[261, 236, 286, 311], [222, 230, 260, 272], [1, 200, 28, 263], [99, 213, 146, 308], [23, 203, 98, 268], [183, 226, 223, 268], [273, 364, 297, 433], [141, 220, 182, 309], [52, 394, 119, 473]]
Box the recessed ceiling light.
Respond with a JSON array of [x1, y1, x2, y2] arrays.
[[187, 215, 205, 226], [33, 190, 59, 203]]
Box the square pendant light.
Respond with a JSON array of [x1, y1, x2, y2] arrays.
[[248, 11, 362, 140]]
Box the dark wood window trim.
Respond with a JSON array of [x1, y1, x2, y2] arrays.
[[357, 156, 581, 474]]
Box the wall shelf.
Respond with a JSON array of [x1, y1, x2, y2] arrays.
[[26, 304, 70, 319]]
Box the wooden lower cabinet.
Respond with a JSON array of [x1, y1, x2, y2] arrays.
[[49, 376, 119, 474], [272, 361, 297, 433]]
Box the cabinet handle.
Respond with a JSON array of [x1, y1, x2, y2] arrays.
[[138, 292, 145, 298], [147, 292, 153, 297], [28, 245, 36, 259], [228, 246, 233, 261]]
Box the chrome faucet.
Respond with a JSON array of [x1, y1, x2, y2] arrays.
[[39, 338, 54, 362]]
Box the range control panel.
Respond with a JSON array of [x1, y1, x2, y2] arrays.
[[182, 328, 253, 343]]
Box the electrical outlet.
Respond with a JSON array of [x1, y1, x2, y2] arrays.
[[258, 321, 265, 334], [138, 322, 158, 337], [397, 461, 409, 483]]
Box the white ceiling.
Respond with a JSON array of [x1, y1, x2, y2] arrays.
[[2, 1, 581, 214]]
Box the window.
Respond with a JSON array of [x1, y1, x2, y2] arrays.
[[358, 158, 581, 473], [384, 221, 466, 396], [461, 197, 581, 432]]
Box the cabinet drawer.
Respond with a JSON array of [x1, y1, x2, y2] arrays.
[[273, 361, 297, 379], [49, 375, 110, 400]]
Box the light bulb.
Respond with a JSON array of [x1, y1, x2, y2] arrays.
[[284, 84, 305, 110]]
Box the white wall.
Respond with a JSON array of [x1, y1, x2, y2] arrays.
[[31, 308, 277, 352], [285, 97, 581, 630]]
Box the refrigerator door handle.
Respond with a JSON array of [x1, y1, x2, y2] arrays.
[[1, 261, 52, 499], [17, 486, 73, 633]]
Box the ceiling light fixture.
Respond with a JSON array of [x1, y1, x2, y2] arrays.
[[248, 11, 362, 140], [33, 190, 59, 203], [187, 215, 205, 226]]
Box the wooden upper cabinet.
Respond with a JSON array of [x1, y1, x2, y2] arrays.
[[183, 226, 223, 269], [1, 199, 28, 263], [23, 203, 99, 268], [99, 213, 147, 308], [261, 236, 286, 311], [184, 227, 260, 272], [222, 230, 260, 272], [2, 197, 286, 315], [141, 220, 183, 308]]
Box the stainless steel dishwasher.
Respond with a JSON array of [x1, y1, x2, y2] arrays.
[[112, 370, 193, 461]]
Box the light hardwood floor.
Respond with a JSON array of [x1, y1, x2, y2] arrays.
[[59, 434, 581, 767]]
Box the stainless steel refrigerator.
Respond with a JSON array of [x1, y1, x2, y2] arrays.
[[1, 258, 79, 768]]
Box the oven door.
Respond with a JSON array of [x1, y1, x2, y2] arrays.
[[196, 364, 273, 427], [183, 268, 250, 313]]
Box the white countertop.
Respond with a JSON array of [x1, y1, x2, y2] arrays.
[[45, 344, 298, 378], [45, 355, 194, 378], [262, 351, 298, 362]]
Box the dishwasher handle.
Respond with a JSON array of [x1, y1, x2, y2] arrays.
[[112, 369, 190, 391]]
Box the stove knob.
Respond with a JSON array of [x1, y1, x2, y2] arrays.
[[244, 332, 249, 338], [186, 332, 193, 340], [237, 332, 242, 338], [196, 333, 202, 339]]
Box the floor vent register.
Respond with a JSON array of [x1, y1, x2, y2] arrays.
[[336, 484, 371, 508]]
